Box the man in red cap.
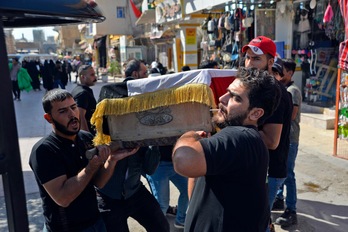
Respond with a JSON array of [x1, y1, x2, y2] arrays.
[[242, 36, 277, 73], [242, 36, 293, 232]]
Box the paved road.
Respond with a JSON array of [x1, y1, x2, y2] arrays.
[[0, 77, 347, 231]]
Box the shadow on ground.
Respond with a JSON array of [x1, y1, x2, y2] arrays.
[[272, 199, 348, 232]]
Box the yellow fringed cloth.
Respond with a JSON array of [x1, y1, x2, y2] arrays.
[[91, 83, 216, 145]]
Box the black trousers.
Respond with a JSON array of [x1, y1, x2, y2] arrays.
[[97, 185, 169, 232], [12, 80, 20, 99]]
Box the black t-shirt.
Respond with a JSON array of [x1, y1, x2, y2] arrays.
[[184, 126, 270, 232], [262, 81, 293, 178], [29, 131, 100, 231], [71, 85, 97, 135]]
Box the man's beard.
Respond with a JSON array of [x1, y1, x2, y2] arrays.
[[213, 111, 248, 129], [52, 117, 80, 136]]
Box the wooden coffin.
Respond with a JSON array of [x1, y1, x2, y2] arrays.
[[92, 83, 216, 147]]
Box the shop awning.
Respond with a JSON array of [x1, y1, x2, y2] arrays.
[[135, 9, 156, 25], [0, 0, 105, 27]]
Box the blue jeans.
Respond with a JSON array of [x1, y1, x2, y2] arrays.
[[53, 79, 65, 89], [43, 216, 106, 232], [276, 142, 298, 212], [147, 161, 188, 225], [268, 177, 286, 211]]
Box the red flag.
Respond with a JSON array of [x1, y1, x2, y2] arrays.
[[130, 0, 141, 18]]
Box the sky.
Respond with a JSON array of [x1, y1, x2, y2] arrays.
[[12, 27, 58, 41]]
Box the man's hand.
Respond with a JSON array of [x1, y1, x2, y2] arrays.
[[107, 147, 139, 164]]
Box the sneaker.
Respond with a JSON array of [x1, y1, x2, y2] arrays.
[[174, 221, 184, 229], [275, 208, 298, 227], [166, 205, 177, 217], [272, 198, 284, 211]]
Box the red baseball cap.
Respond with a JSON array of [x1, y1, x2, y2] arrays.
[[242, 36, 276, 57]]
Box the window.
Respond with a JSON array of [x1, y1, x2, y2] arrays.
[[116, 7, 125, 18]]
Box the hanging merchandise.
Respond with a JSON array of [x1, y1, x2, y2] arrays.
[[323, 2, 333, 23], [324, 0, 345, 41], [224, 12, 232, 31], [218, 13, 225, 29], [297, 8, 311, 49], [207, 17, 215, 34], [339, 0, 348, 37], [339, 40, 348, 72], [242, 8, 253, 28]]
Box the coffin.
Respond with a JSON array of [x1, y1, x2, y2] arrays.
[[92, 83, 216, 147]]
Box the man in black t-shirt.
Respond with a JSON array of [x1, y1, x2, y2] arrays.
[[172, 67, 281, 232], [71, 65, 97, 135], [29, 89, 137, 231]]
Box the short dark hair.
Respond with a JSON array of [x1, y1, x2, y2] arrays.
[[282, 58, 296, 73], [78, 65, 92, 77], [181, 65, 191, 71], [199, 60, 218, 69], [42, 89, 73, 113], [12, 57, 19, 62], [237, 67, 281, 126], [125, 59, 142, 77]]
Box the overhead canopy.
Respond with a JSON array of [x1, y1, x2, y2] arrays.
[[135, 9, 156, 25], [0, 0, 105, 28]]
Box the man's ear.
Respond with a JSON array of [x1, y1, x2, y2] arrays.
[[44, 113, 53, 123], [131, 71, 138, 78], [249, 108, 264, 121], [268, 57, 275, 69]]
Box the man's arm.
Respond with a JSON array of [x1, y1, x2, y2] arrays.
[[43, 155, 103, 208], [259, 123, 283, 150], [292, 105, 299, 121], [172, 131, 207, 178]]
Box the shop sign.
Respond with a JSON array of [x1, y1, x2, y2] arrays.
[[155, 0, 181, 23], [186, 28, 196, 45]]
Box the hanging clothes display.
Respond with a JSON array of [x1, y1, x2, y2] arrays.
[[297, 9, 311, 49]]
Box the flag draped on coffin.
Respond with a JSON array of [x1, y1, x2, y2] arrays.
[[127, 69, 237, 105]]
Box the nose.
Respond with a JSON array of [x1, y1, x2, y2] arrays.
[[219, 92, 229, 106]]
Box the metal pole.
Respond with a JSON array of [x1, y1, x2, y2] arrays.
[[0, 19, 29, 231]]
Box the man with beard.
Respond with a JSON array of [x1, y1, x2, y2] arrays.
[[29, 89, 138, 232], [71, 65, 98, 135], [242, 37, 293, 231], [172, 67, 281, 232]]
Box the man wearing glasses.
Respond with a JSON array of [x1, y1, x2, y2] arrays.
[[71, 65, 97, 135]]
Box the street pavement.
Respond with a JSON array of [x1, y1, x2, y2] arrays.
[[0, 76, 347, 231]]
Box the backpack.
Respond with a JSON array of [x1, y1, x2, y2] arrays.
[[207, 20, 215, 33], [218, 15, 225, 29]]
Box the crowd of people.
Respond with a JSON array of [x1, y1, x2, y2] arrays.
[[8, 35, 302, 232]]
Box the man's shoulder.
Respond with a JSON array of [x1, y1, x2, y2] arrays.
[[71, 85, 89, 96]]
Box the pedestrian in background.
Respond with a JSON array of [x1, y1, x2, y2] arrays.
[[29, 89, 137, 231], [147, 145, 189, 229], [172, 67, 281, 231], [53, 60, 65, 89], [71, 65, 97, 135], [9, 57, 21, 101], [181, 65, 191, 72], [273, 58, 302, 227], [42, 60, 53, 92]]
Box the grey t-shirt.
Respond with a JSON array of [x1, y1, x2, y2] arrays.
[[288, 83, 302, 143], [10, 63, 21, 81]]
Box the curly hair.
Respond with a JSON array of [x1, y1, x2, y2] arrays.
[[237, 67, 281, 125]]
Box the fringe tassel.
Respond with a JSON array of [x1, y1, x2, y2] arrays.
[[91, 83, 216, 145]]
